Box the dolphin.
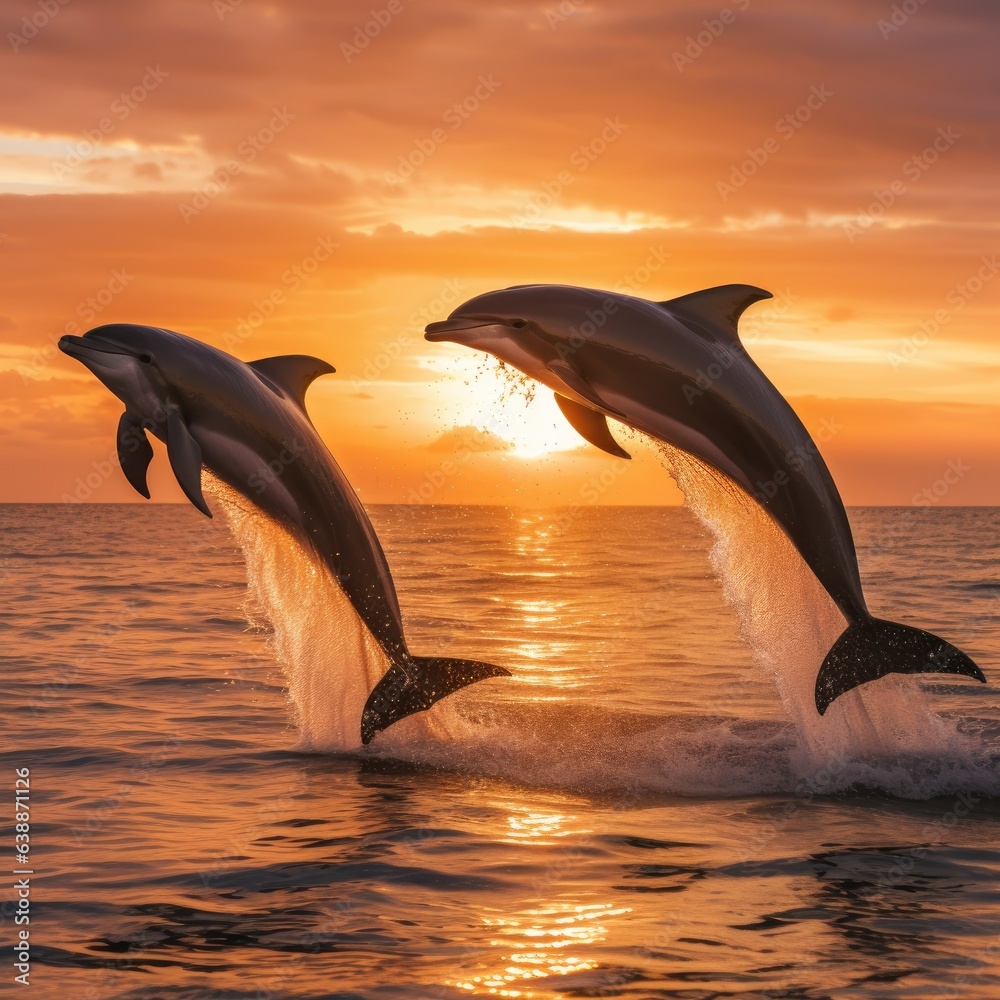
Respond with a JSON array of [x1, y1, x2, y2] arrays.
[[59, 323, 508, 743], [425, 283, 986, 713]]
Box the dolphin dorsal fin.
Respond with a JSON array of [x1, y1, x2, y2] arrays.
[[248, 355, 336, 410], [659, 284, 772, 343]]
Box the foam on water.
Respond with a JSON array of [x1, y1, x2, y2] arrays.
[[206, 455, 997, 800]]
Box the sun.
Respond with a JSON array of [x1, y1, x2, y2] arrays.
[[430, 352, 587, 458], [499, 392, 587, 458]]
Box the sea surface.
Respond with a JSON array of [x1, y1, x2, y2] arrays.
[[2, 502, 1000, 999]]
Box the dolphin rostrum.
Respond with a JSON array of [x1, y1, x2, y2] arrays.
[[60, 323, 508, 743], [425, 283, 986, 713]]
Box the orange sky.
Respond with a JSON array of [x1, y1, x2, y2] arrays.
[[1, 0, 997, 505]]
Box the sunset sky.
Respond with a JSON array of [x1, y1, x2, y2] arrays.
[[1, 0, 997, 505]]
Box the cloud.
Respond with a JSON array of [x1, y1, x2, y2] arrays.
[[0, 0, 997, 500], [425, 424, 514, 453]]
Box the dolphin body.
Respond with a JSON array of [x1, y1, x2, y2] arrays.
[[425, 283, 986, 713], [60, 324, 508, 743]]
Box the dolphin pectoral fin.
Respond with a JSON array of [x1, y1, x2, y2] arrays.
[[116, 411, 153, 499], [165, 410, 212, 518], [248, 355, 336, 411], [815, 617, 986, 715], [545, 360, 625, 416], [554, 393, 630, 459], [660, 284, 772, 343], [360, 656, 510, 744]]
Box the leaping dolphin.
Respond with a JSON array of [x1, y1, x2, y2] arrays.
[[425, 283, 986, 713], [60, 324, 508, 744]]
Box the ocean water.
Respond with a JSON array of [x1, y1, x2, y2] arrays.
[[2, 501, 1000, 999]]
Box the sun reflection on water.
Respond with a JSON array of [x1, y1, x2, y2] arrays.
[[498, 513, 592, 693], [503, 808, 580, 844], [514, 515, 560, 565], [512, 599, 562, 625], [446, 902, 633, 997], [443, 804, 632, 997]]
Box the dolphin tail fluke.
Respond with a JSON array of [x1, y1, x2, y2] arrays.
[[361, 656, 510, 744], [815, 616, 985, 714]]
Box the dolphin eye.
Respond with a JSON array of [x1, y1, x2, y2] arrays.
[[139, 353, 153, 364], [510, 318, 527, 328]]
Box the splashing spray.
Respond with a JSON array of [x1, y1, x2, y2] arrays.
[[653, 440, 978, 789], [206, 476, 390, 751]]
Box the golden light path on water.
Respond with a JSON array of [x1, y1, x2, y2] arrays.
[[12, 504, 1000, 998], [445, 802, 632, 997], [504, 514, 585, 693]]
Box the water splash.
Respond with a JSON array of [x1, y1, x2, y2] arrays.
[[479, 355, 538, 406], [204, 459, 995, 800], [205, 476, 392, 752], [651, 439, 988, 793]]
